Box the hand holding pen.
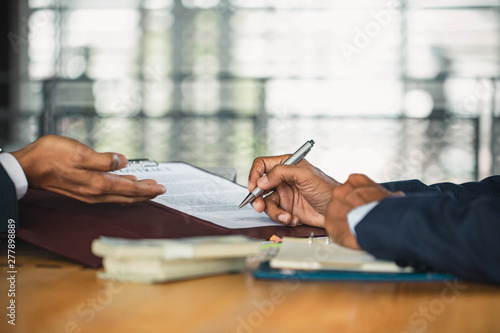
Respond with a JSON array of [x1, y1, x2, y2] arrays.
[[242, 140, 341, 228], [240, 140, 315, 208]]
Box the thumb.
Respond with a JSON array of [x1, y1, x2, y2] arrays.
[[80, 151, 128, 172]]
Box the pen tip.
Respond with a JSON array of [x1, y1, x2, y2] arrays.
[[239, 193, 255, 209]]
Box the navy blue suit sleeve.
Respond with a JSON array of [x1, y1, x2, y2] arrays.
[[355, 178, 500, 284], [0, 164, 19, 232], [381, 176, 500, 200]]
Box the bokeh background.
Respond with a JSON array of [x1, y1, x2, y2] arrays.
[[1, 0, 500, 185]]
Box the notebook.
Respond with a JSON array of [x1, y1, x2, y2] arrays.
[[270, 236, 409, 272], [253, 237, 457, 282]]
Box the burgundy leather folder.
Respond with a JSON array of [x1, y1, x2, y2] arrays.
[[17, 189, 325, 267]]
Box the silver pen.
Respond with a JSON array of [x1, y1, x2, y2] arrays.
[[239, 140, 315, 209]]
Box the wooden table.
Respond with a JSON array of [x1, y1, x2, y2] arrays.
[[1, 240, 500, 333]]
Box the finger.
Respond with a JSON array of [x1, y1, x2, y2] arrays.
[[342, 174, 399, 205], [256, 162, 311, 191], [341, 186, 385, 208], [344, 173, 377, 187], [104, 174, 166, 197], [120, 174, 139, 181], [250, 196, 266, 213], [117, 175, 162, 184], [262, 192, 296, 226], [332, 185, 381, 212], [249, 184, 291, 213], [247, 155, 290, 191], [355, 186, 393, 203], [61, 172, 166, 199], [137, 178, 161, 186], [79, 150, 129, 172]]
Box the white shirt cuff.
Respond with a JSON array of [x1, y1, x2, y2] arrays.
[[0, 153, 28, 199], [347, 201, 380, 237]]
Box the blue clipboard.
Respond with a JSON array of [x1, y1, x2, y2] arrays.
[[253, 261, 457, 282]]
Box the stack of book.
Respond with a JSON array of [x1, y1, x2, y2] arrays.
[[91, 235, 262, 283]]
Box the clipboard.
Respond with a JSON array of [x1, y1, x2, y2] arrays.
[[17, 161, 325, 267], [127, 158, 160, 168]]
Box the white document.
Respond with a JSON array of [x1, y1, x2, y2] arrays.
[[113, 162, 282, 229]]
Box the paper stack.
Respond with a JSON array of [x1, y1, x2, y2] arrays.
[[91, 235, 262, 283]]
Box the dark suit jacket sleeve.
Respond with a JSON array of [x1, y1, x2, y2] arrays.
[[381, 176, 500, 199], [0, 163, 19, 232], [355, 176, 500, 284]]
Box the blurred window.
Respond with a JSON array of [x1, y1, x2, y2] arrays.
[[13, 0, 500, 183]]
